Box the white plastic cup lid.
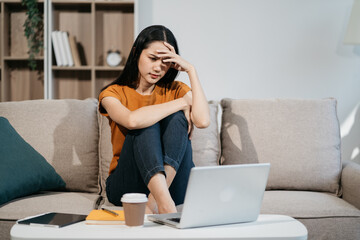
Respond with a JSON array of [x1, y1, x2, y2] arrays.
[[121, 193, 148, 203]]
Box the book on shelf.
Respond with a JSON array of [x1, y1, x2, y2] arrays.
[[56, 31, 68, 66], [51, 31, 63, 66], [52, 31, 81, 67], [85, 209, 125, 225], [61, 31, 74, 67], [68, 35, 81, 67]]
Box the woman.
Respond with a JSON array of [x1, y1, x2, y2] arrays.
[[99, 25, 209, 214]]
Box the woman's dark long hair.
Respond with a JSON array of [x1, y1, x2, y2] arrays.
[[100, 25, 179, 93]]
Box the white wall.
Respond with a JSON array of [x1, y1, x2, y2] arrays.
[[137, 0, 360, 164]]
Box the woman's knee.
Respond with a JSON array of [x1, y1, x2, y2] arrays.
[[168, 111, 187, 122], [161, 111, 188, 129], [128, 122, 161, 137]]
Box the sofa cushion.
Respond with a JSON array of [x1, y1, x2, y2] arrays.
[[298, 218, 360, 240], [0, 99, 100, 193], [220, 98, 342, 194], [0, 191, 99, 221], [0, 117, 66, 205], [98, 101, 221, 196], [262, 191, 360, 240], [261, 191, 360, 218]]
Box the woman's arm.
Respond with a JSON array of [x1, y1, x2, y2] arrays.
[[159, 42, 210, 128], [184, 67, 210, 128], [101, 96, 189, 130]]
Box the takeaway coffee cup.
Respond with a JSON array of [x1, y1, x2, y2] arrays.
[[121, 193, 148, 227]]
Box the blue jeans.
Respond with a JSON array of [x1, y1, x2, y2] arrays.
[[106, 111, 194, 206]]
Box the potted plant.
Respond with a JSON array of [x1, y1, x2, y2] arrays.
[[22, 0, 43, 70]]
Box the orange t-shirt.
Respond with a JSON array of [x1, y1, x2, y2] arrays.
[[99, 81, 191, 174]]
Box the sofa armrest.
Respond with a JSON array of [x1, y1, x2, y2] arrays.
[[342, 160, 360, 209]]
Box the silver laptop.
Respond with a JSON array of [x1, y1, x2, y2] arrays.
[[148, 163, 270, 229]]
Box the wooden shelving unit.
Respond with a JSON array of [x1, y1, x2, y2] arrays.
[[0, 0, 135, 102], [48, 0, 134, 99], [0, 0, 45, 102]]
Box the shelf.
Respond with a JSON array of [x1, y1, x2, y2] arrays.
[[95, 3, 133, 67], [53, 70, 92, 99], [3, 1, 44, 57], [1, 0, 45, 102], [51, 66, 125, 71], [95, 66, 125, 71], [52, 66, 92, 71], [95, 1, 134, 5], [49, 0, 134, 100], [52, 0, 133, 5], [52, 2, 92, 66], [3, 61, 44, 101], [3, 56, 44, 61], [3, 0, 44, 3], [51, 0, 91, 4]]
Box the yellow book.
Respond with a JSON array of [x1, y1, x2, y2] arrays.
[[85, 209, 125, 225]]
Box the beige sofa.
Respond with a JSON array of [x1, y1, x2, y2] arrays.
[[0, 98, 359, 240]]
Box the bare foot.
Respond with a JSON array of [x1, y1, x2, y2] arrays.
[[157, 199, 177, 214], [147, 173, 176, 214]]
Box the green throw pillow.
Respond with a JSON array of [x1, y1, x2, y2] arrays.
[[0, 117, 66, 205]]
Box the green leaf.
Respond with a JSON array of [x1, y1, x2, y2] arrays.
[[22, 0, 43, 69]]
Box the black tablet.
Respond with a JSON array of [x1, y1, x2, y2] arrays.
[[17, 212, 87, 228]]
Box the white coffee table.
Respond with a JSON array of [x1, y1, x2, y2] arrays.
[[11, 214, 307, 240]]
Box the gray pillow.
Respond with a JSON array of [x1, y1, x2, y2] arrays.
[[191, 101, 221, 166], [220, 98, 342, 194]]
